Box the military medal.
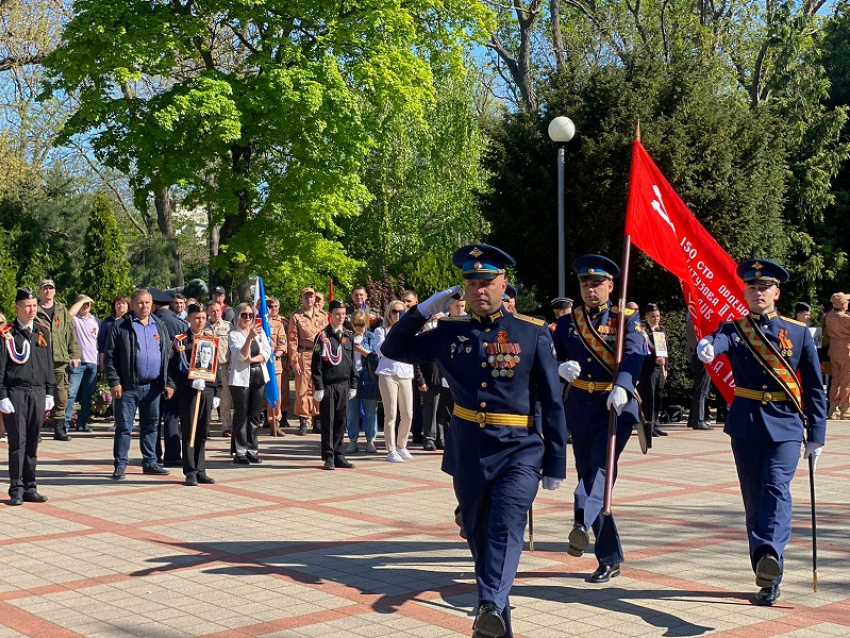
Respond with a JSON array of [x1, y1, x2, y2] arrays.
[[778, 329, 794, 357], [2, 326, 31, 365], [484, 330, 522, 378]]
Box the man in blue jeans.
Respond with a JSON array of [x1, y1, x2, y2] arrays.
[[104, 289, 174, 480]]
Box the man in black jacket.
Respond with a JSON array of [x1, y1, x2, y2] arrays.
[[104, 289, 174, 480], [312, 299, 358, 470], [0, 289, 56, 505]]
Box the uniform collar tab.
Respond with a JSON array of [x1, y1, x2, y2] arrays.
[[472, 309, 504, 324], [750, 310, 778, 321], [586, 301, 609, 315]]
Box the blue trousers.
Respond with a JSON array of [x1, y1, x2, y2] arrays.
[[731, 437, 800, 584], [65, 362, 98, 428], [454, 465, 539, 638], [113, 384, 161, 470], [570, 423, 632, 566], [346, 397, 378, 443]]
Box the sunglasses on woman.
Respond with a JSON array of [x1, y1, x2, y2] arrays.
[[241, 312, 255, 319], [390, 309, 403, 315], [353, 323, 366, 327]]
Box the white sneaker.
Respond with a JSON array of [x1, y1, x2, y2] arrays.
[[366, 440, 377, 453], [346, 441, 359, 454], [386, 450, 404, 463], [0, 435, 7, 443], [398, 448, 413, 460]]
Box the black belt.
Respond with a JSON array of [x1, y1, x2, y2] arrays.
[[297, 346, 313, 353], [249, 364, 263, 370], [137, 378, 157, 385]]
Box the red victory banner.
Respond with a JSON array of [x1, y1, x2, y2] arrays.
[[624, 139, 743, 402]]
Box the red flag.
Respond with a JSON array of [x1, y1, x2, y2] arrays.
[[329, 279, 334, 302], [625, 140, 744, 403]]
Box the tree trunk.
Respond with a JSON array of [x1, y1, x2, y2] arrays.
[[216, 144, 253, 300], [154, 187, 184, 287], [550, 0, 566, 71]]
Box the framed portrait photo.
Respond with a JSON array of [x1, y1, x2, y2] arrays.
[[189, 335, 218, 382]]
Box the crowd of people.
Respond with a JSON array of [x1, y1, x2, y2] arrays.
[[0, 245, 835, 636]]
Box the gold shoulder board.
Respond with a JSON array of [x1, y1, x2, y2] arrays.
[[782, 317, 807, 327], [514, 313, 546, 326]]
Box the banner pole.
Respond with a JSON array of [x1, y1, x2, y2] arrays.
[[603, 232, 632, 516]]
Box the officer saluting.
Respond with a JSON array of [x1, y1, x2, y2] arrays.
[[552, 255, 644, 583], [0, 288, 56, 506], [382, 244, 567, 638], [697, 259, 826, 606]]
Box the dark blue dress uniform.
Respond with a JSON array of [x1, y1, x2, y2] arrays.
[[552, 255, 644, 570], [704, 260, 826, 600], [381, 245, 567, 638]]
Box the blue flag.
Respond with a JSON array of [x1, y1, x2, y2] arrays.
[[254, 277, 280, 408]]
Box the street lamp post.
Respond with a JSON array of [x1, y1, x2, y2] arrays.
[[548, 116, 575, 298]]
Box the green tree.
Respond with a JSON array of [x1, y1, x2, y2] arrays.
[[0, 228, 18, 314], [342, 64, 489, 288], [41, 0, 491, 295], [78, 193, 133, 317]]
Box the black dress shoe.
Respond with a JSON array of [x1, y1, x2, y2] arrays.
[[53, 430, 71, 441], [588, 563, 620, 583], [323, 459, 335, 470], [435, 440, 445, 450], [142, 464, 169, 475], [197, 474, 216, 485], [23, 491, 48, 503], [9, 495, 23, 506], [693, 422, 712, 430], [423, 440, 437, 451], [652, 427, 668, 436], [754, 585, 780, 606], [185, 475, 199, 486], [247, 454, 262, 464], [755, 554, 782, 587], [233, 455, 250, 465], [567, 524, 590, 557], [335, 457, 355, 469], [111, 469, 126, 480], [473, 600, 505, 638]]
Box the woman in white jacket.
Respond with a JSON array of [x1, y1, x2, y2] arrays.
[[229, 302, 272, 465], [374, 300, 414, 462]]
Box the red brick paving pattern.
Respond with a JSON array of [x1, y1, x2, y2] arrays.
[[0, 421, 848, 638]]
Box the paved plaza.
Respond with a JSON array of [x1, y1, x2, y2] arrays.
[[0, 419, 848, 638]]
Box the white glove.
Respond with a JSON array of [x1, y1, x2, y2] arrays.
[[804, 441, 823, 471], [192, 379, 205, 391], [0, 398, 14, 414], [697, 338, 715, 363], [348, 388, 356, 400], [542, 476, 563, 490], [417, 285, 462, 317], [558, 361, 581, 383], [212, 397, 220, 410], [45, 395, 54, 412], [314, 389, 325, 402], [606, 385, 629, 415]]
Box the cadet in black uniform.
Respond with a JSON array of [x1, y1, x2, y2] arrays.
[[168, 303, 221, 486], [312, 299, 358, 471], [382, 244, 567, 638], [0, 288, 56, 506]]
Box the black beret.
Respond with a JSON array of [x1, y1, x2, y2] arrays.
[[186, 302, 204, 315], [328, 299, 345, 311], [794, 302, 811, 315], [16, 288, 35, 303]]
